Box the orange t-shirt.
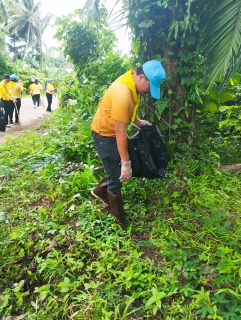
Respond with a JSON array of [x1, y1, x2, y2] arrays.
[[91, 83, 135, 137]]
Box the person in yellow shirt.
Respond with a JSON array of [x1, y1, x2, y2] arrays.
[[46, 79, 56, 112], [91, 60, 166, 229], [0, 74, 16, 128], [8, 74, 23, 124], [30, 79, 42, 108], [28, 80, 34, 103]]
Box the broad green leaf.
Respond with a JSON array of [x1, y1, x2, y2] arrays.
[[209, 85, 236, 103], [204, 99, 219, 112], [226, 73, 241, 86]]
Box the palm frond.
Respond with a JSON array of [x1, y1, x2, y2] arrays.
[[82, 0, 120, 26], [82, 0, 99, 25], [0, 1, 8, 23], [202, 0, 241, 88]]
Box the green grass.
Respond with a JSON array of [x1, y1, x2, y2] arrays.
[[0, 106, 241, 319]]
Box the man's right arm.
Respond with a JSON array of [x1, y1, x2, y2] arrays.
[[115, 120, 129, 162], [115, 120, 132, 182]]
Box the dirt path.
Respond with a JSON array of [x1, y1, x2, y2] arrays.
[[0, 96, 58, 144]]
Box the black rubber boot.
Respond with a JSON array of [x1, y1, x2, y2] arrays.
[[91, 177, 110, 205], [107, 191, 125, 230]]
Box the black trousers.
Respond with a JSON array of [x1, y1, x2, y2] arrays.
[[9, 101, 14, 123], [46, 93, 53, 111], [10, 98, 21, 123], [2, 100, 10, 125], [32, 94, 40, 106]]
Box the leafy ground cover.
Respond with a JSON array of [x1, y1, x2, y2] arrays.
[[0, 106, 241, 319]]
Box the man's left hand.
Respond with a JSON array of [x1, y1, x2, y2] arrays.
[[120, 161, 132, 182], [138, 119, 152, 127]]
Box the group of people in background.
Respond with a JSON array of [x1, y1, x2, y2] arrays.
[[28, 78, 56, 112], [0, 75, 56, 130], [0, 74, 23, 127]]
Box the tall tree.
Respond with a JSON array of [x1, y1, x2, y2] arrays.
[[3, 0, 40, 64], [0, 29, 14, 76], [55, 7, 116, 74], [2, 0, 53, 69], [2, 0, 52, 69]]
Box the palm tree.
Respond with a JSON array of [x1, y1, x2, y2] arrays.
[[3, 0, 41, 64], [2, 0, 53, 69], [7, 33, 25, 60]]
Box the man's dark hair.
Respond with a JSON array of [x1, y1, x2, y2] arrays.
[[136, 66, 144, 75], [136, 66, 148, 80], [34, 79, 39, 84]]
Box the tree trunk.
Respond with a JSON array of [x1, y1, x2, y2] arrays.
[[38, 18, 43, 72], [23, 22, 30, 65]]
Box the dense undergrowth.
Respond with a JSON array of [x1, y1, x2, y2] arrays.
[[0, 106, 241, 320]]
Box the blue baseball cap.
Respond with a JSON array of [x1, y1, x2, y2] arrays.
[[142, 60, 166, 99], [10, 74, 18, 82]]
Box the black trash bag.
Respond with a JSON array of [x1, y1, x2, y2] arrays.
[[0, 100, 6, 132], [128, 125, 168, 179]]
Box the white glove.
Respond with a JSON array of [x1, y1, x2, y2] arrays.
[[120, 160, 132, 182], [139, 120, 152, 126]]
